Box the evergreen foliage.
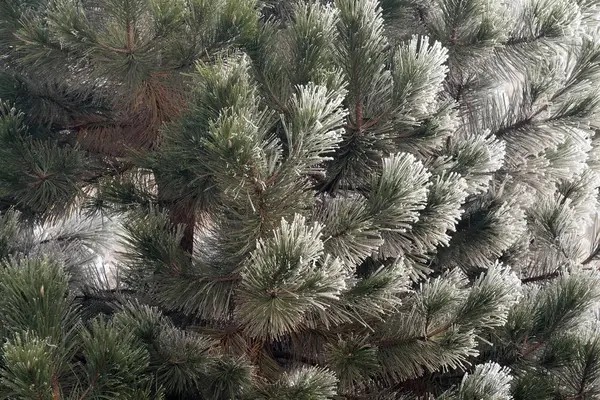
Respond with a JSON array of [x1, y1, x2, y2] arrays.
[[2, 0, 600, 398]]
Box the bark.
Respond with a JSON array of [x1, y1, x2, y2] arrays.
[[168, 199, 195, 254], [155, 175, 196, 254]]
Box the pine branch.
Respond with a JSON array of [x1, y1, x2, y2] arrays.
[[520, 340, 544, 358], [355, 99, 364, 131], [26, 172, 56, 189], [81, 163, 132, 185], [78, 370, 101, 400], [492, 104, 549, 138], [377, 327, 445, 349], [573, 348, 595, 400], [126, 21, 135, 53], [423, 324, 452, 339], [450, 27, 457, 45], [74, 289, 136, 302], [271, 350, 319, 366], [521, 271, 560, 284], [52, 375, 60, 400], [582, 247, 600, 265], [168, 202, 194, 253], [505, 34, 545, 46], [267, 91, 288, 113], [493, 116, 534, 138], [11, 29, 71, 56], [12, 32, 36, 46], [387, 375, 431, 399], [416, 5, 428, 25], [454, 83, 464, 102]]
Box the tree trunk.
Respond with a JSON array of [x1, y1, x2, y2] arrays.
[[155, 176, 196, 254], [168, 199, 195, 254]]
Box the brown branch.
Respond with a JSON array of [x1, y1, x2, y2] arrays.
[[424, 323, 452, 339], [97, 42, 131, 54], [521, 271, 560, 284], [168, 200, 195, 253], [26, 172, 56, 189], [377, 319, 461, 350], [12, 32, 35, 46], [126, 21, 135, 52], [505, 34, 545, 46], [355, 101, 364, 130], [74, 288, 136, 302], [270, 93, 288, 113], [350, 57, 364, 131], [361, 117, 380, 131], [93, 20, 136, 55], [521, 340, 544, 358], [78, 371, 100, 400], [201, 274, 240, 282], [344, 110, 387, 133], [582, 247, 600, 265], [81, 163, 132, 185], [52, 375, 60, 400], [450, 28, 458, 45], [271, 350, 319, 366], [264, 171, 280, 187]]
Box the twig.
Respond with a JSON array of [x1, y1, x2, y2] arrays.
[[521, 340, 544, 358], [52, 375, 60, 400], [582, 247, 600, 265], [78, 371, 100, 400], [126, 21, 135, 52], [271, 350, 319, 366], [521, 271, 560, 284]]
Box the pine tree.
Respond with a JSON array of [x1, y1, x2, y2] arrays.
[[3, 0, 600, 399]]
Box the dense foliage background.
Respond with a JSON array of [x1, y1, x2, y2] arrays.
[[2, 0, 600, 398]]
